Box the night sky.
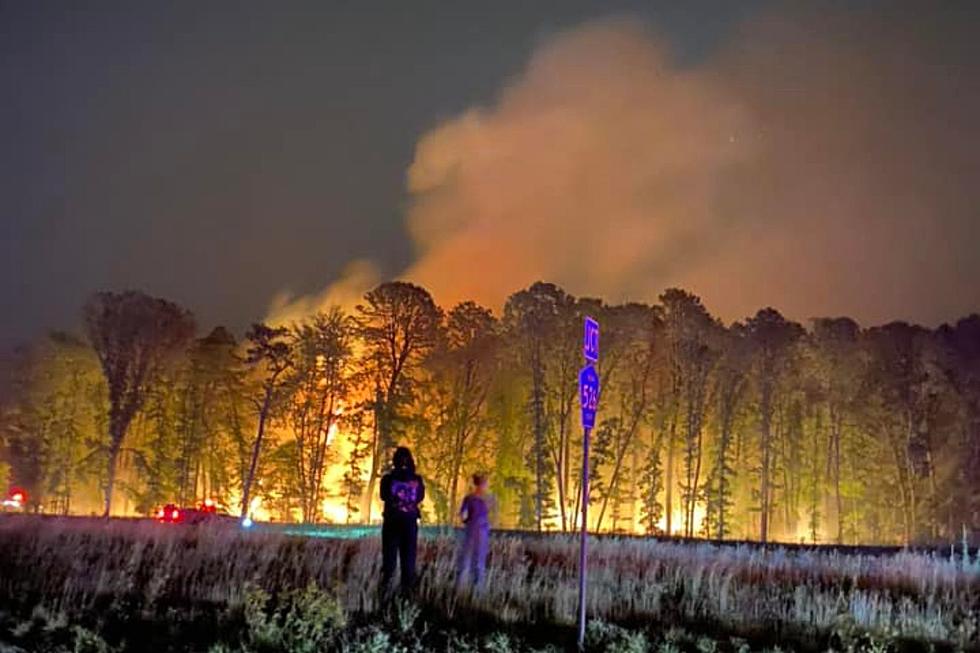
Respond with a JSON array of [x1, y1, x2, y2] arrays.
[[2, 1, 977, 345]]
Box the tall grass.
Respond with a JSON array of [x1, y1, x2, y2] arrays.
[[0, 516, 977, 650]]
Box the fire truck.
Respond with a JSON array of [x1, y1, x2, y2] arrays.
[[1, 487, 26, 512], [155, 498, 237, 526]]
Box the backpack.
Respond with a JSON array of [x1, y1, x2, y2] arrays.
[[390, 478, 421, 514]]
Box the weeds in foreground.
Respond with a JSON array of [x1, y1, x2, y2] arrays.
[[240, 582, 346, 653], [0, 518, 977, 651], [0, 594, 920, 653], [585, 620, 649, 652]]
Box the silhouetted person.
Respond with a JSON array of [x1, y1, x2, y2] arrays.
[[456, 473, 493, 590], [379, 446, 425, 598]]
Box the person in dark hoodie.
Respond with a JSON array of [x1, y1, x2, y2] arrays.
[[379, 446, 425, 598]]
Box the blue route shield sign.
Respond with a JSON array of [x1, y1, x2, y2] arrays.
[[583, 316, 600, 362], [579, 364, 600, 430]]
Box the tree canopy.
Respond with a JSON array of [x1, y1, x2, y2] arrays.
[[1, 282, 977, 544]]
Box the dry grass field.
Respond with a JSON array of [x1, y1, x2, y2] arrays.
[[0, 516, 977, 652]]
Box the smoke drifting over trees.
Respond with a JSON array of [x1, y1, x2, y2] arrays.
[[394, 10, 978, 325]]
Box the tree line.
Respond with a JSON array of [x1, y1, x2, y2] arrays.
[[1, 282, 978, 544]]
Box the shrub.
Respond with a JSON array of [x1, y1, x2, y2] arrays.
[[585, 620, 649, 653], [391, 599, 421, 636], [73, 626, 117, 653], [340, 626, 404, 653], [485, 632, 517, 653], [241, 582, 345, 653]]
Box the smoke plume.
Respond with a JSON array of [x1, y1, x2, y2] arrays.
[[279, 7, 980, 325], [267, 259, 381, 326]]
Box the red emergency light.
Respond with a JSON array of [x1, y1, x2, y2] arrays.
[[158, 503, 182, 523]]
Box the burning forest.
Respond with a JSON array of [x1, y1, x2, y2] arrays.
[[2, 283, 978, 546]]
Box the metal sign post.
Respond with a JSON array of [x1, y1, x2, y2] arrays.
[[577, 317, 600, 651], [577, 420, 591, 650]]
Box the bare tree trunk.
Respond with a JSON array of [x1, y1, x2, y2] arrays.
[[924, 442, 939, 540], [362, 390, 385, 523], [759, 382, 772, 544], [904, 407, 918, 542], [64, 392, 80, 516], [551, 438, 567, 532], [449, 465, 460, 525], [555, 395, 572, 533], [563, 409, 572, 531], [448, 421, 468, 524], [714, 380, 740, 540], [193, 461, 201, 505], [690, 422, 704, 536], [665, 416, 676, 536], [363, 430, 380, 523], [832, 411, 843, 544], [532, 346, 546, 531], [683, 405, 695, 537], [103, 438, 122, 518], [241, 391, 272, 520], [888, 433, 913, 544], [716, 431, 728, 540]]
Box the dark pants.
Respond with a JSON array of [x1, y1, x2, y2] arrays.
[[381, 516, 418, 597]]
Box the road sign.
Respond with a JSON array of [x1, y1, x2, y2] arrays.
[[578, 316, 600, 651], [583, 316, 600, 362], [579, 364, 599, 430]]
